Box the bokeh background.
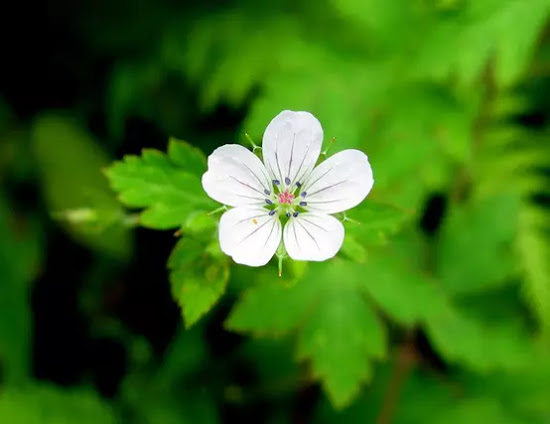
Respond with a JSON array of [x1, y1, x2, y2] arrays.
[[2, 0, 550, 423]]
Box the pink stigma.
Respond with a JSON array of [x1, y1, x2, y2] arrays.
[[278, 190, 295, 205]]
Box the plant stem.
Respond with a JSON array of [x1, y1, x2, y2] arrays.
[[376, 340, 417, 424]]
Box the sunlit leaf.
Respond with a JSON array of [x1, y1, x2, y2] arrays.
[[106, 143, 215, 230]]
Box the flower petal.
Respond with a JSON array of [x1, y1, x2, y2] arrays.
[[202, 144, 272, 207], [283, 213, 344, 261], [262, 110, 323, 188], [219, 207, 282, 266], [301, 149, 374, 214]]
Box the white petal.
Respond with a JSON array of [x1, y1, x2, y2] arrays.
[[262, 110, 323, 187], [283, 213, 344, 261], [219, 207, 282, 266], [202, 144, 272, 207], [301, 149, 374, 214]]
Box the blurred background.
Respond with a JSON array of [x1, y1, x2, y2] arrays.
[[2, 0, 550, 422]]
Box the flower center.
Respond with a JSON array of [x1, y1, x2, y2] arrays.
[[264, 179, 308, 219], [278, 190, 295, 205]]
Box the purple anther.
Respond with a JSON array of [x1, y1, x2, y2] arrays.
[[269, 209, 276, 216], [265, 199, 272, 205], [273, 179, 280, 185], [285, 177, 291, 185], [299, 201, 307, 206], [264, 189, 271, 195], [286, 212, 291, 218], [293, 211, 299, 217], [296, 181, 302, 188], [301, 191, 307, 198]]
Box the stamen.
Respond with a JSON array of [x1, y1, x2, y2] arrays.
[[286, 212, 291, 218], [301, 192, 307, 198], [265, 199, 273, 205], [296, 181, 301, 188], [264, 189, 271, 195], [293, 212, 299, 217], [299, 201, 307, 206], [278, 191, 295, 205], [285, 177, 291, 185], [269, 209, 276, 216], [273, 179, 280, 185]]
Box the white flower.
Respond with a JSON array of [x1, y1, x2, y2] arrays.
[[202, 110, 374, 266]]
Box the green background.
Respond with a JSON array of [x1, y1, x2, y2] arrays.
[[1, 0, 550, 422]]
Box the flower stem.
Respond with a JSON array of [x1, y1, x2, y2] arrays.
[[276, 242, 287, 277]]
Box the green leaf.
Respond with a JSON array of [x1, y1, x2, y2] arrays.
[[317, 364, 550, 424], [225, 269, 315, 337], [436, 193, 521, 295], [0, 384, 116, 423], [426, 305, 534, 372], [394, 371, 528, 424], [31, 112, 132, 259], [357, 249, 450, 325], [459, 362, 550, 420], [168, 237, 229, 327], [167, 137, 207, 177], [227, 261, 387, 408], [0, 198, 41, 383], [344, 200, 409, 248], [410, 0, 550, 87], [517, 206, 550, 336], [106, 144, 215, 230], [297, 285, 386, 408]]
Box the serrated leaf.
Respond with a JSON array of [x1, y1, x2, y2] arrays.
[[31, 113, 132, 259], [168, 237, 229, 327], [106, 145, 215, 230], [167, 137, 207, 177], [227, 261, 387, 408], [297, 285, 386, 408]]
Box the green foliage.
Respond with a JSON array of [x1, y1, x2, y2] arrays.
[[0, 199, 41, 384], [106, 138, 215, 230], [120, 326, 219, 424], [227, 261, 388, 408], [31, 112, 132, 259], [344, 200, 409, 247], [472, 91, 550, 336], [0, 384, 116, 423], [296, 284, 386, 408], [168, 236, 229, 328], [436, 193, 520, 295], [5, 0, 550, 421]]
